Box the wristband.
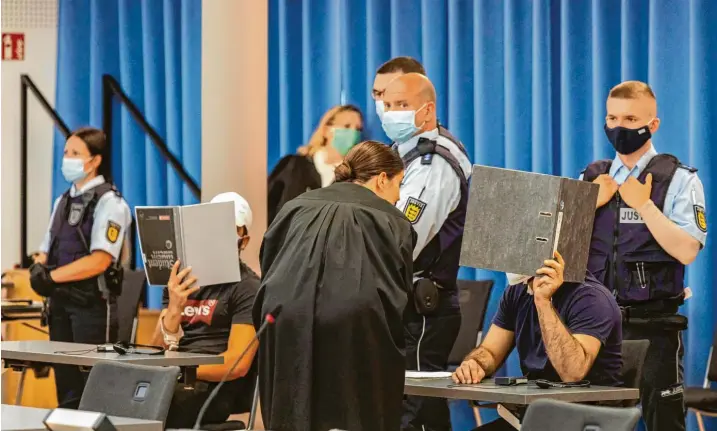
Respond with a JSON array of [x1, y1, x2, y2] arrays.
[[160, 314, 184, 351]]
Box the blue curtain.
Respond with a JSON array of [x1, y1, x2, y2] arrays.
[[54, 0, 202, 309], [269, 0, 717, 429]]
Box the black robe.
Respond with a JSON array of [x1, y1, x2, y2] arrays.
[[267, 154, 322, 225], [256, 182, 414, 431]]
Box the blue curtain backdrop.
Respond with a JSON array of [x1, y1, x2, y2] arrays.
[[268, 0, 717, 429], [54, 0, 202, 309]]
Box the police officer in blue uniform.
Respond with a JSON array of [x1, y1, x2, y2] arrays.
[[379, 70, 472, 431], [581, 81, 707, 431], [30, 127, 132, 408]]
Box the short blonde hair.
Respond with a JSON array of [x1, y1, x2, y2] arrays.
[[609, 81, 656, 101], [298, 105, 362, 157]]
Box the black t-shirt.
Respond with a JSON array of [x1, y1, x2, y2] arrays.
[[162, 261, 260, 355]]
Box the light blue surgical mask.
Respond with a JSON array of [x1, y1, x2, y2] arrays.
[[375, 100, 385, 121], [331, 128, 361, 156], [381, 104, 427, 143], [61, 157, 90, 183]]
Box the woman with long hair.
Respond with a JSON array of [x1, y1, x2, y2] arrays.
[[267, 104, 363, 224]]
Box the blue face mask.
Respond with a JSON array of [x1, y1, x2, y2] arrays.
[[381, 104, 427, 143], [61, 157, 90, 183], [375, 100, 385, 121], [331, 128, 361, 156]]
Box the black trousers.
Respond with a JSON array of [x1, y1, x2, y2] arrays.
[[402, 308, 462, 431], [473, 418, 515, 431], [623, 324, 685, 431], [165, 379, 252, 429], [49, 295, 118, 408]]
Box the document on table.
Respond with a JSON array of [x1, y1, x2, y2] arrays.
[[406, 371, 453, 379]]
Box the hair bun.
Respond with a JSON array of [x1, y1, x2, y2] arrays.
[[334, 161, 354, 182]]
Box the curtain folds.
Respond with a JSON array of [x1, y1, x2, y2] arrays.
[[270, 1, 716, 429], [55, 0, 202, 308]]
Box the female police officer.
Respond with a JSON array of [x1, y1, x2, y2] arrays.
[[30, 127, 131, 408]]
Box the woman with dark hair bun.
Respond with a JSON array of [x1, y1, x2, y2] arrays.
[[256, 141, 414, 431], [29, 127, 131, 408]]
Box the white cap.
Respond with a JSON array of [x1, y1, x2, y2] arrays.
[[210, 192, 253, 231]]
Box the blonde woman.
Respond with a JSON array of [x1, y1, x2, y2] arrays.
[[268, 105, 363, 224]]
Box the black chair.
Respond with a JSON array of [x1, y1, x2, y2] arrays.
[[521, 399, 641, 431], [116, 269, 147, 344], [447, 279, 494, 426], [620, 339, 650, 407], [79, 361, 180, 426], [448, 279, 494, 365], [685, 325, 717, 431]]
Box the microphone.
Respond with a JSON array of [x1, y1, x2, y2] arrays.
[[193, 305, 282, 430]]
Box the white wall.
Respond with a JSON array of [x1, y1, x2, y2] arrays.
[[202, 0, 268, 274], [1, 0, 59, 269]]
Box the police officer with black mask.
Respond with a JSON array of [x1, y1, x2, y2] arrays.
[[581, 81, 707, 431], [30, 127, 131, 408]]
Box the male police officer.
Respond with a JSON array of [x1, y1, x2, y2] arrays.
[[373, 56, 466, 153], [581, 81, 707, 431], [381, 72, 472, 431]]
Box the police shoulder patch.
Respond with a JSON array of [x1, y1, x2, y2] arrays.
[[106, 220, 121, 243], [693, 205, 707, 233], [404, 197, 427, 224]]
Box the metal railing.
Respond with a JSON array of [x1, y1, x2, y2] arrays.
[[102, 74, 201, 198], [19, 75, 72, 263], [18, 74, 201, 266]]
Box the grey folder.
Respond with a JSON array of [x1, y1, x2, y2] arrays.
[[460, 165, 599, 283], [135, 201, 241, 287]]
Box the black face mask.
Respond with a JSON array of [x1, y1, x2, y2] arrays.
[[604, 123, 652, 155]]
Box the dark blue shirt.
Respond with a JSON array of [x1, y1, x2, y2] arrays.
[[493, 272, 623, 386]]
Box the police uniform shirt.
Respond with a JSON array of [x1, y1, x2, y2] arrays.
[[38, 175, 132, 260], [396, 128, 473, 260], [579, 145, 707, 246]]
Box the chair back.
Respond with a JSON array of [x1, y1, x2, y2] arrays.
[[620, 339, 650, 406], [79, 360, 179, 426], [116, 270, 146, 343], [708, 325, 717, 383], [521, 399, 641, 431], [448, 279, 494, 365]]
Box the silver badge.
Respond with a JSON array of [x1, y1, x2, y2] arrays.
[[68, 203, 85, 226]]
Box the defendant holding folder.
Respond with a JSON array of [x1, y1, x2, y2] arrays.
[[151, 192, 260, 429], [453, 166, 623, 431], [452, 252, 623, 431]]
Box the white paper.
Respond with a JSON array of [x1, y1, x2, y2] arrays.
[[405, 371, 453, 379]]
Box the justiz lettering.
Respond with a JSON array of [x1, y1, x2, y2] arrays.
[[620, 209, 644, 223]]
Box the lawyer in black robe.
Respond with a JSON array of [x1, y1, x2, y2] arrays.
[[256, 142, 414, 431]]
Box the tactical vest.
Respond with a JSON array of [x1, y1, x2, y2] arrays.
[[400, 135, 469, 292], [582, 154, 693, 310], [48, 182, 124, 302]]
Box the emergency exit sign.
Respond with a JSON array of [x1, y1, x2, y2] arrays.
[[2, 33, 25, 61]]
